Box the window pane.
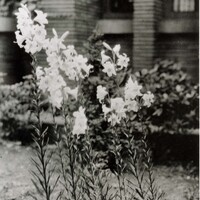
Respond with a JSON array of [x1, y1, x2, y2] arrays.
[[173, 0, 195, 12]]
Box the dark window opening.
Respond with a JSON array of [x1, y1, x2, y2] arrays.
[[109, 0, 133, 13]]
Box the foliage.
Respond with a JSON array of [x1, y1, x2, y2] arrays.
[[0, 75, 33, 142], [83, 34, 199, 136], [135, 60, 199, 134], [82, 31, 131, 152], [81, 33, 199, 176]]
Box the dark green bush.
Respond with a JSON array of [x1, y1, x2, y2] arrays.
[[81, 33, 199, 159], [0, 75, 34, 143], [82, 32, 131, 152], [135, 60, 199, 134]]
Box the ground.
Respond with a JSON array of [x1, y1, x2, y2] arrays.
[[0, 140, 198, 200]]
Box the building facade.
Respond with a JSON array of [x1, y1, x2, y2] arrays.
[[0, 0, 199, 83]]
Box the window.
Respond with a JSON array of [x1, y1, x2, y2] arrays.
[[103, 0, 133, 19], [173, 0, 195, 12], [109, 0, 133, 13]]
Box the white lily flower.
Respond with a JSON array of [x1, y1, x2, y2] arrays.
[[142, 91, 154, 107], [117, 53, 130, 70], [72, 106, 88, 135], [97, 85, 108, 103], [102, 61, 116, 77], [125, 77, 142, 101], [34, 10, 48, 25], [113, 44, 121, 56], [65, 86, 78, 100]]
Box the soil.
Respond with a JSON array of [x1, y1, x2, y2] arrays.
[[0, 140, 198, 200]]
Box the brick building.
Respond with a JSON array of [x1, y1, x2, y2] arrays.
[[0, 0, 199, 83]]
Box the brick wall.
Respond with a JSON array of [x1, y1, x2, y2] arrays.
[[155, 0, 199, 81], [39, 0, 101, 47], [156, 33, 199, 80], [37, 0, 76, 66], [74, 0, 102, 53], [37, 0, 101, 65], [133, 0, 163, 71], [39, 0, 75, 16]]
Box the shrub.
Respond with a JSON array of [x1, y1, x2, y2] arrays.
[[135, 60, 199, 134], [83, 34, 199, 136], [81, 35, 199, 165], [0, 75, 33, 143], [82, 32, 132, 153]]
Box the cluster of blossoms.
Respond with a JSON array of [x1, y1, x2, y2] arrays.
[[15, 4, 91, 135], [15, 4, 154, 135], [97, 77, 154, 126], [101, 43, 130, 77], [15, 5, 93, 109], [97, 43, 154, 126], [15, 4, 48, 54], [72, 106, 88, 135]]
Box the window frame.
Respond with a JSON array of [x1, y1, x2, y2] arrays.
[[163, 0, 198, 19]]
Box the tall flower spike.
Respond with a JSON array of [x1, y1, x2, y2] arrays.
[[15, 4, 48, 55]]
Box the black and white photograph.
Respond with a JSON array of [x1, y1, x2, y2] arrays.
[[0, 0, 199, 199]]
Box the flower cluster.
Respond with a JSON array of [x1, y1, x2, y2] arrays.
[[36, 40, 93, 108], [15, 4, 93, 135], [96, 85, 108, 103], [15, 4, 154, 135], [97, 50, 154, 126], [72, 106, 88, 135], [15, 5, 93, 109], [101, 42, 130, 77], [15, 5, 48, 54], [44, 31, 93, 81]]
